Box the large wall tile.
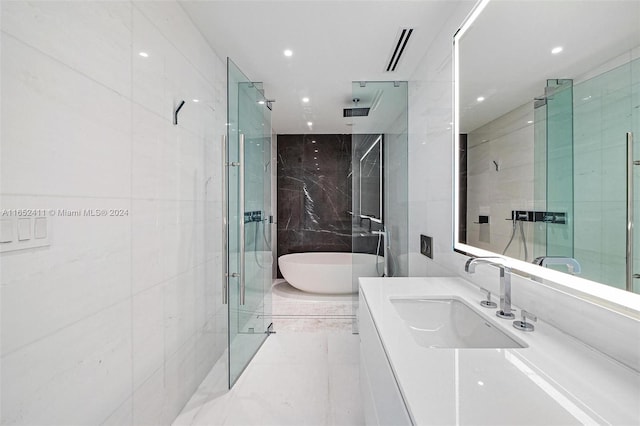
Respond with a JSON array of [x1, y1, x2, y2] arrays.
[[277, 134, 353, 275], [1, 300, 132, 425], [0, 195, 131, 355], [101, 398, 133, 426], [164, 335, 199, 422], [1, 1, 227, 425], [133, 283, 165, 388], [1, 1, 132, 96], [133, 1, 221, 89], [132, 105, 179, 200], [132, 367, 171, 426], [1, 36, 131, 198], [164, 270, 197, 360]]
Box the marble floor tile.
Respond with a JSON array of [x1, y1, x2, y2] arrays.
[[174, 332, 364, 426], [329, 363, 364, 426], [271, 281, 357, 332]]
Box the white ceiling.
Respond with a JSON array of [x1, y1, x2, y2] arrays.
[[181, 1, 464, 134]]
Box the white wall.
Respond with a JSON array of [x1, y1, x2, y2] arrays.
[[407, 0, 639, 372], [0, 2, 227, 424]]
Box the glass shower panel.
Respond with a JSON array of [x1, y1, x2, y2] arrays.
[[532, 101, 547, 260], [350, 81, 408, 330], [545, 79, 574, 263], [227, 59, 272, 387], [573, 61, 633, 290]]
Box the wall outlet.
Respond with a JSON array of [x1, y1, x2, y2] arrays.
[[420, 234, 433, 259]]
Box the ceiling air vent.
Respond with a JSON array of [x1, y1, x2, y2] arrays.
[[343, 98, 370, 118], [343, 108, 370, 117], [386, 28, 413, 72]]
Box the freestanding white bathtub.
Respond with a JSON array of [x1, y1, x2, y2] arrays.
[[278, 252, 383, 294]]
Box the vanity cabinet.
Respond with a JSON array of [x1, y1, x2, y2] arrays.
[[359, 291, 412, 426]]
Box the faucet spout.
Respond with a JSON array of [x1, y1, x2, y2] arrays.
[[465, 256, 515, 319], [465, 256, 506, 273]]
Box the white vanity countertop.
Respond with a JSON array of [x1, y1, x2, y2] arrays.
[[359, 277, 640, 425]]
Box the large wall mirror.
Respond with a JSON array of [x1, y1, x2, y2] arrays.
[[454, 0, 640, 309]]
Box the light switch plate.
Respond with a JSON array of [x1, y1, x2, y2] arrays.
[[17, 218, 31, 241], [34, 217, 47, 239], [0, 219, 14, 243], [0, 217, 50, 252], [420, 234, 433, 259]]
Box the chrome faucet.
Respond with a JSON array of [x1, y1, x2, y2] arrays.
[[465, 256, 515, 319], [532, 256, 581, 274]]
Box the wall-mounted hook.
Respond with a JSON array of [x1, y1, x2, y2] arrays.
[[493, 160, 499, 171], [173, 100, 185, 125]]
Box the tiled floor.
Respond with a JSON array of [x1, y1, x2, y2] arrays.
[[270, 280, 357, 332], [173, 282, 364, 426]]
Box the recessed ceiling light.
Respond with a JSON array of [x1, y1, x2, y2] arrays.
[[258, 100, 265, 104], [307, 121, 313, 126], [302, 97, 310, 103], [192, 99, 199, 103], [284, 49, 293, 57], [314, 149, 318, 153], [138, 51, 149, 58], [317, 168, 320, 170], [551, 46, 563, 55], [527, 120, 533, 124], [311, 140, 316, 144], [313, 156, 317, 160], [477, 96, 485, 102]]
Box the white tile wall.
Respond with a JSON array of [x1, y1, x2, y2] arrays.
[[1, 2, 227, 425], [466, 103, 540, 260], [407, 0, 640, 372]]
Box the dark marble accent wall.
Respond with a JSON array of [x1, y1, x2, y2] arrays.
[[277, 134, 352, 276]]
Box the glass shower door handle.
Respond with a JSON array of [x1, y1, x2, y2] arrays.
[[627, 131, 635, 291], [222, 134, 228, 305], [239, 133, 246, 305]]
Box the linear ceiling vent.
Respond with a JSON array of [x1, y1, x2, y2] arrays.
[[386, 28, 413, 72]]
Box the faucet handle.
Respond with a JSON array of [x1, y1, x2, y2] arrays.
[[513, 310, 537, 332], [479, 287, 497, 308]]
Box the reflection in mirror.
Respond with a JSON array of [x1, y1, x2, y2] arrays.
[[455, 0, 640, 294], [358, 135, 383, 220]]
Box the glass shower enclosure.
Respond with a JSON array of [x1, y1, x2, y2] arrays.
[[226, 59, 273, 386], [349, 81, 408, 330]]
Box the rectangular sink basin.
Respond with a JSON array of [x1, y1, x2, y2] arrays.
[[390, 297, 526, 349]]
